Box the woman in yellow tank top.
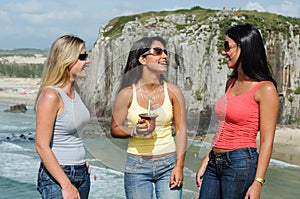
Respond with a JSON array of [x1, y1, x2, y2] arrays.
[[111, 36, 187, 199]]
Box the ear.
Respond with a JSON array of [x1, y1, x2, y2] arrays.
[[138, 56, 146, 65]]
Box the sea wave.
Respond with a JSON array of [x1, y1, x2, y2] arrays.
[[269, 158, 300, 168]]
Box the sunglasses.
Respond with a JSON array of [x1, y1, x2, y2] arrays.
[[223, 41, 239, 52], [143, 47, 168, 56], [78, 53, 88, 61]]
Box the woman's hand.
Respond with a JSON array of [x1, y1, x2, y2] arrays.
[[61, 183, 81, 199], [244, 182, 262, 199], [86, 161, 91, 174], [169, 165, 184, 189], [135, 119, 152, 136], [196, 153, 209, 189], [196, 165, 206, 189]]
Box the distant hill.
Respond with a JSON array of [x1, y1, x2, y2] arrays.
[[0, 48, 48, 57], [0, 48, 47, 78]]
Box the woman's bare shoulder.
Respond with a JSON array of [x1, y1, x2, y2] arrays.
[[116, 86, 134, 101], [255, 81, 278, 102], [39, 87, 60, 103]]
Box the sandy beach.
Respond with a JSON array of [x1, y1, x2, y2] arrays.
[[0, 77, 40, 106], [0, 78, 300, 166]]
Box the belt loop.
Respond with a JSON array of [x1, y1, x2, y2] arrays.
[[210, 150, 214, 159], [247, 148, 253, 159], [226, 151, 230, 162], [71, 166, 75, 177]]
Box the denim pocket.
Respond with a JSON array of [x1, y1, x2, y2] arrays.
[[125, 155, 141, 173], [37, 165, 62, 198], [226, 157, 248, 169]]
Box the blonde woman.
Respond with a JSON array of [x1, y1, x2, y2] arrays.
[[35, 35, 91, 199]]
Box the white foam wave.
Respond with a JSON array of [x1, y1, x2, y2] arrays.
[[0, 152, 39, 184], [269, 159, 300, 168], [0, 141, 30, 152], [89, 165, 125, 199]]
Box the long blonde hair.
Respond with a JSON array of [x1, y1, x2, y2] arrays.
[[34, 35, 85, 110]]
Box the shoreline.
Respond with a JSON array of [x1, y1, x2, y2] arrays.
[[1, 78, 300, 166], [0, 77, 40, 106]]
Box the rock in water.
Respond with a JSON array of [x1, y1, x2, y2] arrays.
[[4, 104, 27, 113]]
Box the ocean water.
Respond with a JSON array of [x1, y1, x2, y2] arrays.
[[0, 103, 299, 199]]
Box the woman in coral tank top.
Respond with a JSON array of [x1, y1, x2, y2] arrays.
[[196, 23, 279, 199]]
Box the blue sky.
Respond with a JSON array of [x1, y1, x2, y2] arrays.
[[0, 0, 299, 50]]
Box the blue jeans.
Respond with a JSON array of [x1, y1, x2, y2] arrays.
[[37, 163, 90, 199], [199, 148, 258, 199], [124, 152, 182, 199]]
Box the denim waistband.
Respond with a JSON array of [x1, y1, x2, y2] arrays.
[[60, 164, 86, 169], [128, 152, 176, 161], [40, 162, 86, 169], [211, 148, 257, 159]]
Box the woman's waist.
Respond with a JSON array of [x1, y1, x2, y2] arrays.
[[127, 139, 176, 156], [130, 152, 175, 159], [211, 147, 257, 158]]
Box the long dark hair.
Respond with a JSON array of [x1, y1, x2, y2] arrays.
[[118, 36, 167, 92], [227, 23, 277, 88]]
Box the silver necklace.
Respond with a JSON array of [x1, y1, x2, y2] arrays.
[[138, 82, 162, 109]]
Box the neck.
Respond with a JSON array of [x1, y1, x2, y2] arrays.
[[61, 83, 74, 97], [138, 79, 161, 90]]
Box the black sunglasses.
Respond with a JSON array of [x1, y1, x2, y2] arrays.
[[78, 53, 88, 61], [223, 41, 238, 52], [143, 47, 168, 56]]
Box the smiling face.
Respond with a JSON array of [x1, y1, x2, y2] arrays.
[[222, 36, 241, 69], [139, 40, 168, 75], [69, 47, 90, 80]]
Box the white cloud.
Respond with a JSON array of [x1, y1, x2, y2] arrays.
[[245, 1, 266, 12], [3, 0, 45, 14], [245, 0, 299, 17], [268, 0, 298, 17]]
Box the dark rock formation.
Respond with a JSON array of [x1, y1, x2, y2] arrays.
[[4, 104, 27, 113]]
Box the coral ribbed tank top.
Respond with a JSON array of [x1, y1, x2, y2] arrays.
[[213, 80, 266, 149]]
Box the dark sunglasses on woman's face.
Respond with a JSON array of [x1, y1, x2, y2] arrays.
[[223, 41, 238, 52], [78, 53, 88, 61], [143, 47, 168, 56]]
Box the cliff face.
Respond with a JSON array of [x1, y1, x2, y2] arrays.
[[79, 8, 300, 130]]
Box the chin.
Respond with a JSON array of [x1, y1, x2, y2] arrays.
[[78, 72, 87, 78]]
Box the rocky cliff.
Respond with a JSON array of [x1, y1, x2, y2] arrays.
[[78, 6, 300, 133]]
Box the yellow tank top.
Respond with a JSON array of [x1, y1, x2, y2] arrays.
[[126, 82, 176, 155]]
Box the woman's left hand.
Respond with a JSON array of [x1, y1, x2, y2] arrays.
[[169, 165, 184, 189], [244, 182, 262, 199], [86, 161, 91, 174]]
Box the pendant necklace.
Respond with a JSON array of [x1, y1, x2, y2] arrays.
[[138, 82, 162, 109]]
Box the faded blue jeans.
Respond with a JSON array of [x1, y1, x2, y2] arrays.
[[199, 148, 258, 199], [37, 163, 90, 199], [124, 152, 182, 199]]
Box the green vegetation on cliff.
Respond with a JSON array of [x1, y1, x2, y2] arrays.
[[103, 6, 300, 40]]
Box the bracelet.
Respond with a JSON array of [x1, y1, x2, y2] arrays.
[[131, 127, 137, 137], [254, 177, 265, 186]]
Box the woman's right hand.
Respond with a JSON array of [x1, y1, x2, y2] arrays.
[[196, 164, 206, 189], [135, 119, 152, 136], [196, 153, 209, 189], [61, 183, 81, 199]]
